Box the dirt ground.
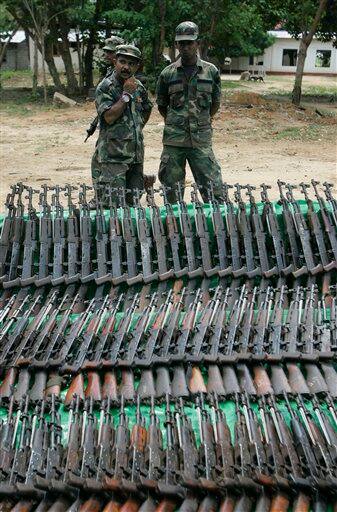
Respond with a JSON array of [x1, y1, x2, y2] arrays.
[[0, 75, 336, 209]]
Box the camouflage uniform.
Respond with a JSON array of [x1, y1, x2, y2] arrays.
[[156, 42, 222, 202], [91, 68, 152, 205]]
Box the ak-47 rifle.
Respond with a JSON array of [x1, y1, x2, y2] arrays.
[[35, 185, 53, 287], [285, 183, 323, 276], [84, 115, 98, 142], [211, 394, 236, 488], [146, 187, 174, 280], [0, 396, 16, 482], [175, 397, 199, 487], [133, 188, 158, 283], [4, 183, 25, 288], [188, 286, 222, 363], [64, 184, 80, 284], [234, 184, 260, 278], [92, 185, 112, 285], [322, 181, 337, 227], [171, 288, 202, 362], [204, 286, 231, 363], [134, 290, 173, 366], [220, 183, 245, 277], [207, 182, 229, 275], [0, 186, 16, 283], [119, 293, 157, 366], [107, 186, 126, 285], [140, 396, 164, 489], [251, 286, 273, 358], [50, 185, 66, 286], [161, 186, 187, 278], [311, 179, 337, 265], [118, 188, 142, 285], [236, 287, 257, 357], [300, 182, 336, 271], [197, 395, 218, 490], [246, 184, 278, 278], [20, 186, 39, 287], [191, 183, 218, 277], [283, 286, 303, 359], [277, 180, 307, 277], [79, 184, 94, 283], [176, 182, 203, 279], [300, 284, 317, 359], [260, 183, 293, 276], [267, 284, 286, 360]]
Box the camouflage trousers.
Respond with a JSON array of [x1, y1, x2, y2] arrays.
[[91, 153, 144, 206], [158, 145, 223, 203]]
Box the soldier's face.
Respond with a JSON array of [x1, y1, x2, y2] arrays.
[[115, 56, 139, 80], [176, 40, 198, 60], [104, 50, 116, 66]]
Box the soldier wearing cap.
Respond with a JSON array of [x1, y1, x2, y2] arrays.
[[156, 21, 223, 203], [102, 36, 125, 78], [91, 44, 153, 205]]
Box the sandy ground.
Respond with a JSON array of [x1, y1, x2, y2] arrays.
[[0, 79, 336, 209]]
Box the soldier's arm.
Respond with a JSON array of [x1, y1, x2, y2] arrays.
[[210, 67, 221, 117], [104, 99, 127, 124], [156, 72, 169, 119], [96, 80, 127, 125]]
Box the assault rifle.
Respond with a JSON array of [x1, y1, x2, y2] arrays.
[[322, 181, 337, 226], [176, 182, 203, 279], [118, 188, 141, 285], [285, 183, 323, 276], [246, 184, 277, 277], [107, 186, 126, 285], [20, 186, 39, 287], [300, 182, 336, 271], [4, 183, 25, 288], [51, 185, 66, 286], [146, 187, 174, 280], [64, 184, 80, 284], [134, 189, 158, 283], [277, 180, 307, 277], [219, 183, 244, 276], [207, 182, 229, 275], [79, 184, 94, 283], [234, 184, 260, 278], [0, 186, 16, 283], [35, 185, 53, 287], [191, 183, 218, 277], [260, 184, 292, 276], [161, 186, 187, 277], [311, 179, 337, 264], [92, 186, 112, 285]]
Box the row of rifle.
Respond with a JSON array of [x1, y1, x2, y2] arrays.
[[0, 360, 337, 406], [0, 280, 336, 372], [0, 393, 336, 506], [0, 179, 336, 289]]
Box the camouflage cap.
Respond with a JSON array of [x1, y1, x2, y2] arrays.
[[175, 21, 199, 42], [115, 44, 141, 61], [103, 36, 125, 52]]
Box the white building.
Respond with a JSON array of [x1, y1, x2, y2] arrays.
[[231, 30, 337, 75]]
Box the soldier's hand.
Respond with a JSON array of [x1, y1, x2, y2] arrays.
[[123, 77, 138, 95]]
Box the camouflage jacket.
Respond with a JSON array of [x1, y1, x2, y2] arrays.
[[156, 57, 221, 148], [94, 70, 152, 164]]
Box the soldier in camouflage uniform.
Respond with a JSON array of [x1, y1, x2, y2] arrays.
[[156, 21, 223, 203], [101, 36, 125, 78], [91, 45, 153, 205]]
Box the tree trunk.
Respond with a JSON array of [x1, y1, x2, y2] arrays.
[[32, 36, 38, 95], [291, 0, 328, 105], [76, 30, 83, 91], [83, 0, 102, 90], [58, 21, 79, 95], [40, 32, 48, 104], [44, 37, 63, 91]]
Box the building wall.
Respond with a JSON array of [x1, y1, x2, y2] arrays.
[[230, 38, 336, 75], [28, 37, 80, 72], [1, 41, 30, 70]]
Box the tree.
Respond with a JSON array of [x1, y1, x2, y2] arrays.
[[0, 5, 18, 69], [257, 0, 335, 105]]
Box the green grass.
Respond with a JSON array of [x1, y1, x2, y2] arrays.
[[274, 123, 332, 141], [264, 85, 337, 101], [221, 80, 245, 89], [0, 69, 33, 81]]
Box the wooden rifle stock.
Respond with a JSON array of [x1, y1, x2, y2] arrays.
[[188, 366, 207, 394], [85, 371, 102, 401], [153, 500, 176, 512], [253, 365, 273, 395], [120, 499, 140, 512], [120, 369, 135, 401], [64, 373, 85, 405], [78, 497, 102, 512], [44, 372, 62, 398], [102, 370, 118, 401], [219, 496, 236, 512], [137, 497, 157, 512], [46, 498, 73, 512], [102, 501, 122, 512], [9, 502, 35, 512], [0, 368, 17, 399], [293, 493, 311, 512]]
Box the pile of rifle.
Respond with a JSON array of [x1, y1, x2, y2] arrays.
[[0, 179, 336, 289], [0, 179, 336, 512]]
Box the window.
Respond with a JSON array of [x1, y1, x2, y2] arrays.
[[316, 50, 331, 67], [282, 49, 297, 66], [249, 56, 254, 65]]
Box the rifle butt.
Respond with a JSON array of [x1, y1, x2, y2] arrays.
[[29, 370, 47, 402], [102, 501, 122, 512], [138, 369, 156, 399], [222, 365, 240, 394], [171, 365, 189, 398], [293, 493, 311, 512], [233, 496, 253, 512], [219, 496, 236, 512], [9, 501, 35, 512], [253, 365, 273, 395], [78, 497, 102, 512], [155, 366, 171, 398], [0, 368, 17, 399], [44, 373, 62, 398], [119, 369, 135, 401], [137, 497, 157, 512], [207, 364, 226, 396], [85, 371, 102, 401], [13, 368, 30, 401], [188, 366, 207, 394], [255, 494, 271, 512], [197, 496, 218, 512], [64, 373, 85, 405], [102, 371, 118, 401], [270, 493, 290, 512], [119, 498, 141, 512], [45, 497, 72, 512]]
